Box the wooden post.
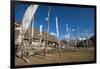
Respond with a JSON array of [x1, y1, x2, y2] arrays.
[[43, 6, 50, 56], [56, 16, 62, 60], [39, 24, 42, 55], [31, 16, 35, 42]]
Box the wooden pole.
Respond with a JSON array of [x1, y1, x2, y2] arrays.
[[39, 24, 42, 55], [30, 16, 35, 50], [43, 6, 50, 56], [31, 16, 34, 40], [56, 16, 62, 60]]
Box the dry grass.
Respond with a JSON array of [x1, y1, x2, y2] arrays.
[[15, 48, 95, 66]]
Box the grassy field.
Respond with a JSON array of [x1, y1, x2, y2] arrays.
[[15, 48, 95, 66]]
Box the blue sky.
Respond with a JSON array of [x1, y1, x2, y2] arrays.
[[15, 3, 95, 39]]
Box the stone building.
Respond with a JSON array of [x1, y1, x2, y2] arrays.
[[15, 22, 59, 55]]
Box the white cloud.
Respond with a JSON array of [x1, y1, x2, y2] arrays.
[[78, 37, 86, 40], [64, 34, 70, 38], [72, 29, 75, 31], [50, 32, 56, 36]]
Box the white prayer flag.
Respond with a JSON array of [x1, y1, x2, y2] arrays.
[[16, 5, 39, 45]]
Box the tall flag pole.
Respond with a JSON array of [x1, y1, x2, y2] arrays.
[[40, 24, 42, 35], [56, 16, 62, 60], [66, 24, 68, 34], [31, 16, 34, 37], [30, 16, 35, 48], [44, 6, 51, 56], [38, 24, 43, 52], [56, 17, 59, 38], [66, 24, 70, 39]]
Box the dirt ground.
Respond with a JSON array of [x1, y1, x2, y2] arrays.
[[15, 48, 95, 66]]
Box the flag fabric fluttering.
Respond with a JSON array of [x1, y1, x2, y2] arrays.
[[16, 5, 39, 45]]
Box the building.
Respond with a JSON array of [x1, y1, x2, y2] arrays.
[[15, 22, 59, 55]]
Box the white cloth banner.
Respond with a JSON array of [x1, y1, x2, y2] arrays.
[[16, 4, 39, 44]]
